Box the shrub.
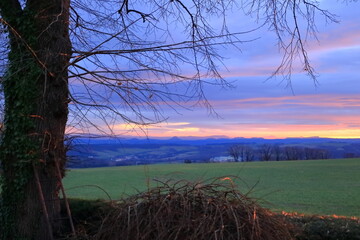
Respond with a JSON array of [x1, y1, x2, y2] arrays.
[[93, 178, 294, 240], [285, 214, 360, 240]]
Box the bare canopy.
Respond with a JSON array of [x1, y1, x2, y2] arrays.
[[0, 0, 340, 239], [1, 0, 337, 134]]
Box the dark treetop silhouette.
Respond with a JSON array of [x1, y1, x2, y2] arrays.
[[0, 0, 339, 239]]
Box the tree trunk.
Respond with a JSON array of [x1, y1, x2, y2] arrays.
[[0, 0, 71, 239]]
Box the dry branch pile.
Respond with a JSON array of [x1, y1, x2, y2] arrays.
[[93, 179, 294, 240]]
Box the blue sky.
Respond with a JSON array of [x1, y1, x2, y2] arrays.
[[68, 0, 360, 139]]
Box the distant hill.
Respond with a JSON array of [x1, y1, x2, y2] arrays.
[[66, 136, 360, 168]]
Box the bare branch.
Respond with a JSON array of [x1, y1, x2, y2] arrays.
[[1, 0, 343, 136], [245, 0, 338, 83]]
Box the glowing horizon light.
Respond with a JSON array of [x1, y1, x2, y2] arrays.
[[68, 121, 360, 139], [65, 3, 360, 140]]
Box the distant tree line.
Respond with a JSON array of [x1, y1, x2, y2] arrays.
[[228, 144, 330, 162], [64, 142, 360, 168]]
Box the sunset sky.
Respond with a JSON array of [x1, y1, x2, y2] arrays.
[[71, 1, 360, 139]]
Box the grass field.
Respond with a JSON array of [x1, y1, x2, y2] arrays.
[[63, 158, 360, 218]]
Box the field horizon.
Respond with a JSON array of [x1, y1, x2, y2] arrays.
[[63, 158, 360, 218]]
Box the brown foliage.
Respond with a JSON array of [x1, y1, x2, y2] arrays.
[[93, 179, 294, 240]]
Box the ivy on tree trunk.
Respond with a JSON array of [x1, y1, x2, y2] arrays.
[[0, 0, 71, 239]]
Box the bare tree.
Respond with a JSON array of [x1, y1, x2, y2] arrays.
[[229, 144, 243, 162], [259, 144, 273, 161], [229, 144, 254, 162], [304, 147, 317, 160], [319, 149, 330, 159], [244, 146, 255, 162], [304, 147, 330, 160], [283, 146, 304, 160], [273, 144, 283, 161], [0, 0, 343, 238]]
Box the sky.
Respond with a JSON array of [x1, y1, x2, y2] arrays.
[[71, 0, 360, 139]]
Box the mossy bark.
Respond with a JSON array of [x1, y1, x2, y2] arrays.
[[0, 0, 71, 239]]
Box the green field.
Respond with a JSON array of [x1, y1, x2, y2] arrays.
[[63, 158, 360, 218]]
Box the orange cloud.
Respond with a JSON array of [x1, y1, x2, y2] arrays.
[[67, 93, 360, 139], [74, 122, 360, 139]]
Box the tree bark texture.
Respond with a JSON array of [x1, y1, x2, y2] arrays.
[[0, 0, 71, 239]]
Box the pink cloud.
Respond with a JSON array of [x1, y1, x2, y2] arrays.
[[209, 94, 360, 109], [119, 122, 360, 139], [309, 22, 360, 54]]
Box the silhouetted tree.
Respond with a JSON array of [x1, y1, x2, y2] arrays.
[[229, 145, 242, 162], [0, 0, 343, 238], [259, 144, 273, 161], [318, 149, 330, 159], [244, 146, 255, 162], [304, 147, 330, 160], [229, 144, 243, 162], [283, 146, 303, 160], [273, 144, 283, 161]]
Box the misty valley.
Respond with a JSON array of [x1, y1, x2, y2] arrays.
[[67, 137, 360, 168]]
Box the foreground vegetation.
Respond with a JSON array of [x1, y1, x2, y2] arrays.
[[66, 181, 359, 240], [64, 158, 360, 217], [2, 158, 359, 239]]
